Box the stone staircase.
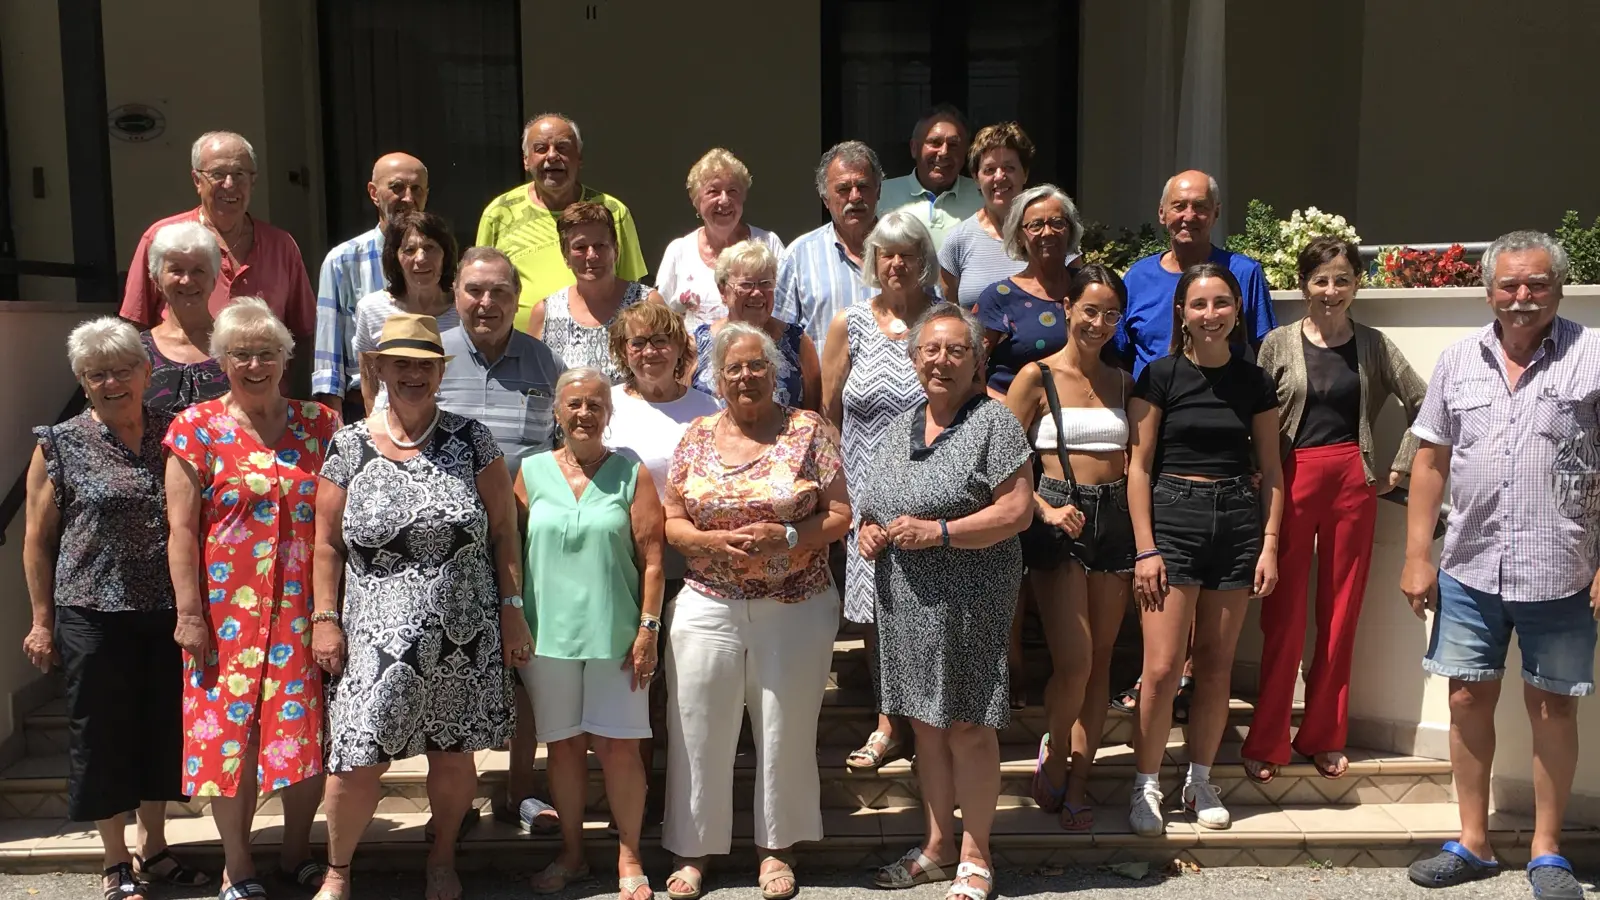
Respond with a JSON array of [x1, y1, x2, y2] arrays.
[[0, 633, 1594, 875]]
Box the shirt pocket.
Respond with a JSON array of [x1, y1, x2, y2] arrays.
[[1534, 385, 1588, 442], [1445, 381, 1497, 448], [518, 387, 555, 451]]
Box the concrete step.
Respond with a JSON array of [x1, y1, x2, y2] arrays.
[[1, 803, 1595, 875]]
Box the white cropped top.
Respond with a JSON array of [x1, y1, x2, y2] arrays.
[[1032, 406, 1130, 452]]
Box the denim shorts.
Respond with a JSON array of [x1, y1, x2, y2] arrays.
[[1151, 473, 1261, 591], [1424, 570, 1597, 696], [1035, 476, 1135, 574]]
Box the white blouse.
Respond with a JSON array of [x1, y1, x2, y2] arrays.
[[655, 226, 785, 333]]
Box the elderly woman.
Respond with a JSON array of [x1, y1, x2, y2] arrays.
[[819, 211, 940, 772], [23, 319, 203, 900], [165, 297, 340, 900], [938, 123, 1034, 308], [514, 368, 666, 897], [530, 202, 665, 382], [1126, 263, 1283, 836], [352, 209, 461, 411], [972, 184, 1085, 400], [1243, 238, 1427, 783], [1004, 266, 1134, 831], [657, 148, 787, 332], [691, 241, 820, 410], [854, 306, 1032, 900], [662, 323, 851, 900], [141, 221, 229, 413], [309, 313, 529, 900]]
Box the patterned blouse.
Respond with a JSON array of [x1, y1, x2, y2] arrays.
[[32, 408, 176, 612], [668, 407, 842, 601], [141, 330, 228, 415], [539, 281, 649, 383]]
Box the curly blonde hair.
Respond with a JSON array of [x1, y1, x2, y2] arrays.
[[686, 148, 753, 200]]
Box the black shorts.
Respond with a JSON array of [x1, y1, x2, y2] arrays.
[[56, 606, 187, 822], [1151, 473, 1261, 591], [1028, 477, 1136, 574]]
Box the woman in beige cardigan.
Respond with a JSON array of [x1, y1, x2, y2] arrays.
[[1242, 236, 1428, 783]]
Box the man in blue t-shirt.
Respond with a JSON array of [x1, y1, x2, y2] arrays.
[[1113, 169, 1277, 376]]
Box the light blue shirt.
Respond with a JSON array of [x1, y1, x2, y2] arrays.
[[876, 173, 982, 251], [774, 222, 877, 357], [313, 226, 386, 397]]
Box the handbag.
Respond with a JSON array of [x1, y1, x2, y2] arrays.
[[1019, 363, 1078, 569]]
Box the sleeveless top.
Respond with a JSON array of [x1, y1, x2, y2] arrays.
[[1031, 373, 1129, 452], [692, 320, 807, 408], [140, 330, 228, 415], [539, 281, 649, 383]]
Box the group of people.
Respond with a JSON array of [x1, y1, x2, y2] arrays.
[[17, 105, 1599, 900]]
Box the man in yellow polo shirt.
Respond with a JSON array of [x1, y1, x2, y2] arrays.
[[476, 113, 647, 330]]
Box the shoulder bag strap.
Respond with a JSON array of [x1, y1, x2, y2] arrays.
[[1036, 362, 1076, 491]]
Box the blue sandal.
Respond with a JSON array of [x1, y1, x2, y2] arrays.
[[1527, 854, 1585, 899], [1029, 733, 1066, 813], [1407, 841, 1499, 888]]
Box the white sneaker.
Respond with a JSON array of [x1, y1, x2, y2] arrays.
[[1129, 781, 1165, 836], [1183, 780, 1231, 829]]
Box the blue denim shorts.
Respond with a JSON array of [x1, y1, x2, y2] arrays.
[[1423, 570, 1598, 696]]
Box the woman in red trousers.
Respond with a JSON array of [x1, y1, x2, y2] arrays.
[[1243, 237, 1428, 781]]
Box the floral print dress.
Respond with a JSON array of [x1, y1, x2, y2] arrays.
[[164, 399, 340, 797]]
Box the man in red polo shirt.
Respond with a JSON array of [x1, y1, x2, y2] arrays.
[[120, 131, 315, 339]]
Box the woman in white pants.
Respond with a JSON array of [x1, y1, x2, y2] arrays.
[[662, 322, 852, 900]]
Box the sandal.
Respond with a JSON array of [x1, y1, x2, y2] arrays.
[[520, 797, 561, 834], [1172, 675, 1194, 725], [1407, 841, 1499, 888], [1030, 733, 1067, 812], [425, 866, 462, 900], [310, 862, 350, 900], [532, 860, 592, 895], [620, 873, 654, 900], [1110, 681, 1140, 714], [758, 855, 797, 900], [846, 730, 902, 771], [104, 863, 149, 900], [1243, 759, 1278, 785], [1308, 751, 1348, 780], [945, 861, 993, 900], [276, 858, 327, 891], [135, 848, 210, 887], [874, 846, 951, 889], [218, 879, 270, 900], [1059, 802, 1094, 833], [1526, 854, 1585, 900], [666, 858, 706, 900]]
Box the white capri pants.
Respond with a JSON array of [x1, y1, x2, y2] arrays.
[[519, 655, 652, 744], [662, 582, 840, 857]]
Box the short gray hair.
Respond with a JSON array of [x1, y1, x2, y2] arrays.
[[905, 304, 984, 369], [554, 366, 613, 411], [146, 221, 221, 283], [862, 211, 939, 289], [1158, 171, 1221, 213], [66, 317, 148, 379], [814, 140, 884, 199], [211, 297, 294, 360], [714, 240, 778, 288], [1003, 184, 1084, 262], [522, 112, 583, 156], [190, 131, 257, 169], [1482, 230, 1570, 289], [710, 321, 783, 398], [457, 245, 522, 295]]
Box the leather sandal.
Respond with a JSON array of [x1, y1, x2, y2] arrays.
[[758, 855, 797, 900], [846, 730, 902, 771], [945, 861, 993, 900], [873, 846, 951, 889], [103, 863, 148, 900], [666, 858, 706, 900], [134, 848, 210, 887]]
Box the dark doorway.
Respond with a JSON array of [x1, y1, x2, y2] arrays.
[[821, 0, 1079, 195], [318, 0, 523, 250]]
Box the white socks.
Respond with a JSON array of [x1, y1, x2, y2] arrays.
[[1134, 771, 1160, 791], [1188, 762, 1212, 785]]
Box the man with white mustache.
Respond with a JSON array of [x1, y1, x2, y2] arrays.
[[312, 152, 430, 419], [476, 113, 647, 333], [876, 104, 980, 251], [1402, 231, 1600, 900], [1112, 169, 1276, 377], [775, 141, 884, 356]]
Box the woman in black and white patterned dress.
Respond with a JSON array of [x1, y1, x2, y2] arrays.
[[310, 313, 534, 900], [854, 305, 1033, 900]]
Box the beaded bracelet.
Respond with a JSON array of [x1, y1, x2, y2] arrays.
[[310, 610, 340, 625]]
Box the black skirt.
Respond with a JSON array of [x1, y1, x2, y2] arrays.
[[55, 606, 188, 821]]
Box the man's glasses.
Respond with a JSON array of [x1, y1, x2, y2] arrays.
[[915, 343, 973, 362]]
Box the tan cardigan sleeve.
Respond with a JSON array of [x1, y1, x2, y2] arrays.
[[1378, 332, 1429, 474]]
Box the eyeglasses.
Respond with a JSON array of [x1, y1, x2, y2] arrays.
[[197, 169, 255, 185], [225, 349, 282, 366], [915, 343, 974, 362], [731, 279, 775, 294], [1078, 307, 1122, 325], [84, 366, 136, 387], [1022, 217, 1073, 236], [626, 335, 674, 352], [721, 359, 772, 378]]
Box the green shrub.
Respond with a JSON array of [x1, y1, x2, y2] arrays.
[[1556, 210, 1600, 285]]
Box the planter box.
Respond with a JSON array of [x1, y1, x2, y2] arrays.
[[1268, 284, 1600, 302]]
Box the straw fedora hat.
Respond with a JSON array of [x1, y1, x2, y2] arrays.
[[362, 313, 454, 363]]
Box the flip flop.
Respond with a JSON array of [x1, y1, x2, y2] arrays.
[[1030, 733, 1067, 813], [1243, 759, 1278, 784], [1308, 751, 1348, 780], [620, 874, 654, 900], [1059, 802, 1094, 833]]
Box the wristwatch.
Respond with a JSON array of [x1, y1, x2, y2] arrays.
[[784, 524, 800, 549], [501, 595, 524, 610]]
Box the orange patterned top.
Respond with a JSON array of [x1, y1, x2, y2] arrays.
[[668, 408, 842, 601]]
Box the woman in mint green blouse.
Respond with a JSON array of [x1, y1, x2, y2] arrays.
[[513, 366, 665, 899]]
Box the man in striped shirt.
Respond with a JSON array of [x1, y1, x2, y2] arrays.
[[774, 141, 883, 356]]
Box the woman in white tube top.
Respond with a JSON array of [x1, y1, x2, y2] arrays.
[[1003, 264, 1134, 833]]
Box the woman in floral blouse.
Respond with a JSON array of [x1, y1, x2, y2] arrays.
[[661, 322, 851, 900], [165, 298, 340, 900]]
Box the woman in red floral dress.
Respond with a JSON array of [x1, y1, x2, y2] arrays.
[[165, 299, 340, 900]]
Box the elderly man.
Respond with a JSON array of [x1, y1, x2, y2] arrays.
[[1112, 169, 1276, 376], [774, 141, 883, 356], [311, 152, 429, 417], [1401, 231, 1600, 900], [476, 113, 647, 331], [876, 104, 979, 251], [121, 132, 315, 339]]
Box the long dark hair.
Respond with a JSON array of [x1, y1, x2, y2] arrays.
[[1168, 262, 1246, 354]]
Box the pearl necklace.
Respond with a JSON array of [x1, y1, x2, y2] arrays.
[[384, 406, 441, 449]]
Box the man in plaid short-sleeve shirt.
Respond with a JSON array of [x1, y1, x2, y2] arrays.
[[1401, 231, 1600, 896]]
